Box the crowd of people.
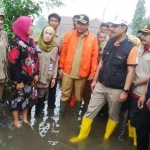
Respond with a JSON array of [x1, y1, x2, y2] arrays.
[[0, 9, 150, 150]]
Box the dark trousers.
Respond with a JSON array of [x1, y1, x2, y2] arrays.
[[137, 79, 150, 150], [136, 102, 150, 150], [121, 94, 141, 127], [48, 79, 57, 108], [129, 96, 141, 127], [121, 94, 133, 113]]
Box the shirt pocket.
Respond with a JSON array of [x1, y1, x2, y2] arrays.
[[50, 49, 58, 63], [46, 70, 53, 82], [143, 54, 150, 61], [112, 54, 126, 66]]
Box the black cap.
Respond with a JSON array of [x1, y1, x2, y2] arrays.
[[76, 14, 89, 24], [138, 24, 150, 33]]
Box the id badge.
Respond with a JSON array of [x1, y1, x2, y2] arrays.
[[49, 64, 53, 71]]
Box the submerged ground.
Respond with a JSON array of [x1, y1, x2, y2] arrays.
[[0, 84, 137, 150]]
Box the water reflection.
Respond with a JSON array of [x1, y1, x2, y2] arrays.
[[118, 112, 128, 142], [0, 84, 137, 150]]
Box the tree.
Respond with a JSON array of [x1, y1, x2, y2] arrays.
[[34, 15, 47, 30], [32, 15, 48, 41], [1, 0, 41, 41], [131, 0, 146, 35], [43, 0, 64, 9], [142, 16, 150, 27], [1, 0, 63, 41]]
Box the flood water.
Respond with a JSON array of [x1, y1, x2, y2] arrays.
[[0, 83, 137, 150]]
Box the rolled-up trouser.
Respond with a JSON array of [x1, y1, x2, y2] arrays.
[[84, 82, 122, 122], [61, 75, 86, 101], [0, 79, 5, 100]]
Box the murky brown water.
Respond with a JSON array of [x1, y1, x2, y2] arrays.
[[0, 83, 137, 150]]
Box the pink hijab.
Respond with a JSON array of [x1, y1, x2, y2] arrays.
[[12, 16, 33, 42]]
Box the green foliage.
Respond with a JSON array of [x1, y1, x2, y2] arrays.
[[43, 0, 64, 9], [131, 0, 146, 35], [1, 0, 64, 100], [1, 0, 64, 42], [32, 15, 48, 41], [3, 78, 13, 102], [1, 0, 42, 41], [34, 15, 47, 30], [142, 17, 150, 27]]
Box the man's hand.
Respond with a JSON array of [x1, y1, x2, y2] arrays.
[[51, 79, 56, 88], [34, 75, 38, 83], [59, 69, 63, 78], [118, 91, 128, 103], [16, 82, 24, 90], [91, 80, 96, 90], [138, 95, 145, 109], [88, 76, 94, 81]]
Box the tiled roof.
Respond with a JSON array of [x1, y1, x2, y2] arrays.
[[57, 16, 102, 35]]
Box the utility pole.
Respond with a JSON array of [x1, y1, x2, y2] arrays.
[[102, 0, 112, 23]]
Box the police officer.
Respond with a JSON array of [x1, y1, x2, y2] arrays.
[[136, 24, 150, 150]]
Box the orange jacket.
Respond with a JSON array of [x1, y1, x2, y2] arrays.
[[59, 29, 98, 77]]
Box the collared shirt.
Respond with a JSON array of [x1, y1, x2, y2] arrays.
[[100, 37, 138, 65], [0, 30, 8, 79], [64, 30, 88, 79], [114, 36, 128, 46], [53, 31, 64, 53], [37, 46, 59, 88], [114, 37, 138, 65], [132, 48, 150, 96]]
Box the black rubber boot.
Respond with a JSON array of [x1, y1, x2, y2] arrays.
[[48, 79, 58, 109], [36, 97, 44, 116], [73, 101, 82, 118], [28, 107, 32, 116], [59, 100, 67, 117]]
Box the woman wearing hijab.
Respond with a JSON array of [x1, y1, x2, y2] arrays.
[[36, 26, 59, 116], [8, 16, 39, 128]]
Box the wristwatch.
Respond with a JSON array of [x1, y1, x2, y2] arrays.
[[123, 88, 129, 93]]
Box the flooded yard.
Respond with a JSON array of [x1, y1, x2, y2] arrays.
[[0, 84, 137, 150]]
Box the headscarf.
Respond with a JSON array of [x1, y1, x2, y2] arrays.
[[12, 16, 33, 42], [38, 25, 56, 52]]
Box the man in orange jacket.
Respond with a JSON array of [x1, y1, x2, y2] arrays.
[[59, 14, 98, 117]]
